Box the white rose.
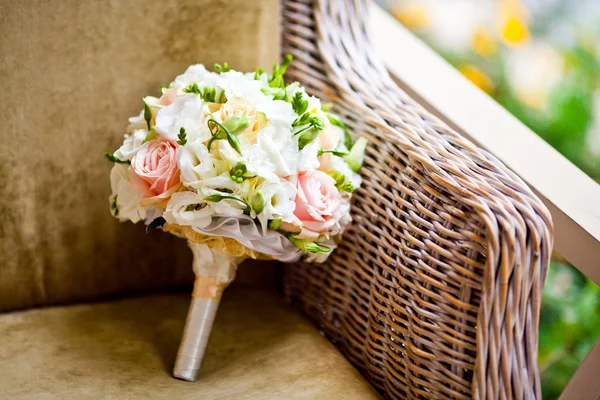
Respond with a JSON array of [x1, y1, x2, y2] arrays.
[[109, 164, 146, 223], [114, 129, 147, 161], [163, 191, 214, 229], [155, 95, 210, 142]]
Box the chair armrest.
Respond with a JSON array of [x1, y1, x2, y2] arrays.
[[281, 1, 553, 399]]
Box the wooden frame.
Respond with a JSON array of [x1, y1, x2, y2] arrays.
[[368, 5, 600, 399]]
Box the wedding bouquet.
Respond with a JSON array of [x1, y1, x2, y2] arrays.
[[105, 55, 366, 380]]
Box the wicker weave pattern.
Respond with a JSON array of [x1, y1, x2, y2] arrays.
[[281, 1, 553, 399]]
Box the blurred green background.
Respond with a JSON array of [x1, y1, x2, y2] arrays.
[[378, 0, 600, 398]]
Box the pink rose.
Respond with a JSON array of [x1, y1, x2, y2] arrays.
[[289, 171, 343, 240], [130, 138, 181, 205], [317, 125, 342, 171]]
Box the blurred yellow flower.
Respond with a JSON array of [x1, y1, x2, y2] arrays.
[[472, 25, 496, 57], [498, 0, 530, 47], [458, 64, 495, 95], [392, 1, 431, 32]]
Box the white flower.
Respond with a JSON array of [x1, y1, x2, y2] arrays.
[[197, 173, 246, 217], [242, 177, 297, 233], [257, 98, 297, 126], [163, 192, 214, 229], [114, 129, 147, 161], [127, 111, 146, 132], [109, 164, 146, 223], [170, 64, 218, 91], [297, 138, 320, 172], [215, 71, 266, 104], [155, 95, 210, 142], [257, 124, 300, 176], [178, 141, 219, 189]]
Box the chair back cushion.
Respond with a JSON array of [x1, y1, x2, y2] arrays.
[[0, 0, 279, 311]]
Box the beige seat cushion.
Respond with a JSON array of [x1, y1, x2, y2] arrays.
[[0, 288, 379, 399]]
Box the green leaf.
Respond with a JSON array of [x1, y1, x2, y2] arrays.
[[268, 54, 293, 89], [104, 152, 131, 165], [183, 84, 226, 104], [177, 127, 187, 146], [183, 82, 201, 94], [254, 67, 264, 80], [280, 231, 331, 254], [110, 195, 119, 217], [268, 217, 283, 230], [146, 216, 166, 233], [321, 102, 333, 112], [202, 87, 216, 103], [327, 113, 353, 149], [298, 128, 319, 150], [142, 129, 156, 144], [291, 92, 308, 115], [346, 137, 368, 172], [143, 101, 153, 130]]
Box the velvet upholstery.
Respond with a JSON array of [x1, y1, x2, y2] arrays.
[[0, 0, 280, 311], [0, 288, 380, 399]]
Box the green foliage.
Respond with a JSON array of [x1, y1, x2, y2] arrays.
[[103, 152, 130, 165], [204, 194, 251, 212], [146, 217, 166, 233], [291, 92, 309, 115], [230, 162, 249, 183], [143, 101, 153, 130], [346, 137, 368, 172], [279, 230, 331, 254], [110, 195, 119, 217], [539, 261, 600, 399], [214, 62, 230, 73], [183, 83, 227, 104], [206, 116, 249, 155], [318, 148, 350, 157], [268, 217, 283, 230], [326, 113, 353, 149], [177, 127, 187, 146]]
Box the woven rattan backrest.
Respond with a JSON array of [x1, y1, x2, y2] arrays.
[[281, 1, 554, 399]]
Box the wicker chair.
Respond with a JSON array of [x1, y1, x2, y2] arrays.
[[282, 1, 553, 399], [0, 0, 553, 398]]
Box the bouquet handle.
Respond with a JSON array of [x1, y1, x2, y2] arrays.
[[173, 242, 242, 381]]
